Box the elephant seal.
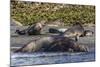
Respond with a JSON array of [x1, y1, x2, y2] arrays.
[[60, 22, 93, 41], [14, 37, 54, 52], [14, 36, 89, 53], [60, 22, 85, 41], [15, 21, 46, 35]]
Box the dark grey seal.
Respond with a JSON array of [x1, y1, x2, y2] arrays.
[[15, 36, 89, 53], [60, 22, 93, 41], [15, 22, 45, 35]]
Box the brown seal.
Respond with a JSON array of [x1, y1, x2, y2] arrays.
[[15, 36, 89, 53]]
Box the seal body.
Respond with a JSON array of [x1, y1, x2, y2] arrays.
[[60, 22, 85, 41], [15, 22, 44, 35], [15, 36, 88, 53], [27, 23, 43, 35], [15, 37, 54, 52]]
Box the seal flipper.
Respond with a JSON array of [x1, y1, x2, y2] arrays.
[[15, 29, 26, 35]]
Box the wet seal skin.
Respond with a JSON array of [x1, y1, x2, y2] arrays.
[[15, 21, 46, 35], [14, 36, 89, 53], [60, 22, 93, 41]]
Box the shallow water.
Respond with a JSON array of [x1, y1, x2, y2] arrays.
[[11, 51, 95, 66]]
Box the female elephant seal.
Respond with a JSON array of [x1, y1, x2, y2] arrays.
[[15, 21, 46, 35], [60, 22, 93, 41], [15, 36, 89, 53]]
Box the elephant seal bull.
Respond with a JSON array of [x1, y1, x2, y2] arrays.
[[14, 36, 89, 53]]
